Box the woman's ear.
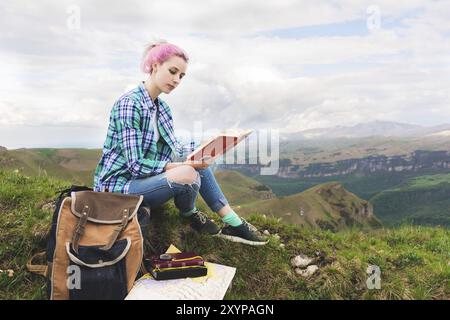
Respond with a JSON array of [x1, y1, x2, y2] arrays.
[[152, 63, 158, 74]]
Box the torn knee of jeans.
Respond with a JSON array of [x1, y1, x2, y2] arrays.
[[189, 171, 201, 191], [165, 171, 201, 190]]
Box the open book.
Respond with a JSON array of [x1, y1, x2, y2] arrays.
[[185, 129, 253, 162]]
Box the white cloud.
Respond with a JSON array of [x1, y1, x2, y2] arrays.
[[0, 0, 449, 147]]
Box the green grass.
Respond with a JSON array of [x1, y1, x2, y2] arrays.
[[0, 170, 69, 299], [1, 169, 449, 300]]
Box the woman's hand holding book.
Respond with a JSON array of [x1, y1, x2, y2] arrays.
[[164, 156, 213, 171]]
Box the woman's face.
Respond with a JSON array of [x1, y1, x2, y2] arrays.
[[151, 55, 187, 94]]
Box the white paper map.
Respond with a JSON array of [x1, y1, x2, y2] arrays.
[[125, 262, 236, 300]]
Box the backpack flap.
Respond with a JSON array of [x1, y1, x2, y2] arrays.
[[70, 191, 143, 224], [70, 191, 143, 253]]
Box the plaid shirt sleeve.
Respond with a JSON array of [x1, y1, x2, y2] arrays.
[[179, 137, 198, 157], [114, 98, 168, 176], [171, 133, 200, 160]]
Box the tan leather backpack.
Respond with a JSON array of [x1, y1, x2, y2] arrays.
[[27, 187, 150, 300]]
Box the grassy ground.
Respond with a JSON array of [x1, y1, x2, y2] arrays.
[[0, 169, 449, 300]]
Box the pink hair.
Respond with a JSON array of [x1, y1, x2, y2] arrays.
[[141, 42, 189, 74]]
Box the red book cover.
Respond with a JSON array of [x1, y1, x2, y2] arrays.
[[150, 252, 205, 269], [186, 129, 253, 161]]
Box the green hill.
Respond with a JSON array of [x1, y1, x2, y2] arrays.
[[211, 170, 381, 231], [371, 173, 450, 227], [212, 170, 275, 204], [0, 148, 101, 186], [249, 169, 450, 228], [1, 169, 448, 300], [233, 181, 381, 231]]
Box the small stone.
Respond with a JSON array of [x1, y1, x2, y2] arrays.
[[279, 243, 285, 249], [33, 230, 47, 240], [291, 254, 314, 268], [7, 269, 14, 278], [263, 230, 270, 236], [41, 201, 56, 212], [273, 234, 280, 240], [295, 265, 319, 278]]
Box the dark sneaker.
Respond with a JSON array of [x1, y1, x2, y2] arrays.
[[187, 210, 220, 235], [217, 219, 269, 246]]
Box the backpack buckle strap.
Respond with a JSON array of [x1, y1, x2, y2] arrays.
[[71, 205, 89, 254], [100, 208, 129, 251]]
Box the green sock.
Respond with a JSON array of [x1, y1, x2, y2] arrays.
[[180, 207, 198, 217], [221, 210, 242, 227]]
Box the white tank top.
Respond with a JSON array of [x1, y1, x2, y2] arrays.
[[152, 104, 160, 142]]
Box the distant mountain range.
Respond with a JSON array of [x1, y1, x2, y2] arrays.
[[282, 121, 450, 140], [232, 150, 450, 179]]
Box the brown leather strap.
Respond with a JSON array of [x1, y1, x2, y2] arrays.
[[71, 205, 90, 254], [101, 208, 129, 251], [26, 252, 48, 277]]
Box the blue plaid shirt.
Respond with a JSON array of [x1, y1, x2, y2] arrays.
[[93, 82, 197, 193]]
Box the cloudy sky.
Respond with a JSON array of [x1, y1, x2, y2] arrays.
[[1, 0, 449, 148]]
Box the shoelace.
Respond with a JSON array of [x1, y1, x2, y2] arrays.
[[194, 211, 207, 224], [241, 218, 258, 232]]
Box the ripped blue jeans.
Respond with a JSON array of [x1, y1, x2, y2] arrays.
[[127, 167, 229, 215]]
